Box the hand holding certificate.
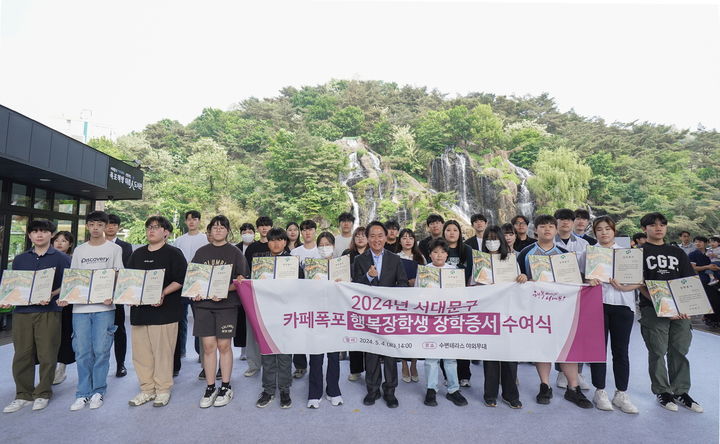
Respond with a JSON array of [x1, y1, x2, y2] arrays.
[[59, 268, 115, 304], [305, 255, 351, 282], [417, 265, 465, 288], [251, 256, 299, 280], [585, 246, 643, 284], [472, 251, 519, 284], [528, 253, 582, 284], [181, 263, 233, 299], [114, 269, 165, 305], [647, 276, 714, 317], [0, 268, 55, 306]]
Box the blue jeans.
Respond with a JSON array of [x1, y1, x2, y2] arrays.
[[72, 310, 117, 398], [425, 358, 459, 393]]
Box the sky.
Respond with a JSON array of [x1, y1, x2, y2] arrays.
[[1, 0, 719, 140]]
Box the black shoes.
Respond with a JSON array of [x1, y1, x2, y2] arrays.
[[256, 392, 274, 408], [383, 391, 399, 408], [502, 397, 523, 409], [363, 391, 381, 406], [536, 383, 553, 404], [446, 391, 468, 406], [116, 365, 127, 378], [484, 397, 497, 407], [424, 389, 438, 407], [280, 391, 292, 409], [564, 386, 593, 408]]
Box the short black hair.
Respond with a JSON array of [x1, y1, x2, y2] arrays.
[[511, 215, 529, 225], [87, 211, 109, 224], [632, 232, 647, 242], [709, 236, 720, 243], [185, 210, 201, 220], [207, 215, 231, 232], [385, 220, 400, 231], [267, 227, 289, 243], [553, 209, 575, 221], [470, 213, 487, 224], [501, 223, 516, 234], [428, 238, 449, 254], [255, 216, 273, 228], [239, 223, 255, 232], [534, 214, 557, 227], [366, 220, 388, 236], [640, 212, 668, 228], [107, 214, 121, 225], [338, 212, 355, 223], [678, 230, 691, 237], [426, 214, 445, 226], [574, 209, 591, 220], [27, 219, 56, 233], [693, 235, 709, 243], [145, 215, 173, 232], [300, 219, 317, 231], [317, 231, 336, 246]]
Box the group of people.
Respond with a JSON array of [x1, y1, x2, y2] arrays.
[[1, 207, 709, 417]]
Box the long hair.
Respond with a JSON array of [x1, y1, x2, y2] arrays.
[[442, 220, 468, 265], [285, 221, 301, 249], [397, 228, 426, 264], [348, 226, 367, 253], [482, 225, 512, 261]]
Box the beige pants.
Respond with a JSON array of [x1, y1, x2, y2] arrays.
[[131, 323, 178, 394]]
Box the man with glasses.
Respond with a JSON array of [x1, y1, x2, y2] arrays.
[[511, 215, 535, 252]]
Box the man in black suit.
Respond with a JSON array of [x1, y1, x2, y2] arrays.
[[106, 214, 133, 377], [464, 213, 487, 251], [352, 221, 409, 408]]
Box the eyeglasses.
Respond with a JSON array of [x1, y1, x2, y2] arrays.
[[146, 225, 163, 231], [211, 226, 227, 231]]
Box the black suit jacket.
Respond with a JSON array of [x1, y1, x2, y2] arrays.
[[464, 236, 481, 251], [352, 249, 408, 287], [114, 238, 133, 268]]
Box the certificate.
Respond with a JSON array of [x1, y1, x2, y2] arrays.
[[441, 268, 466, 288], [613, 249, 643, 284], [251, 257, 276, 280], [416, 265, 441, 288], [329, 255, 351, 282], [528, 255, 554, 282], [207, 264, 232, 299], [274, 256, 300, 280], [491, 253, 519, 283], [59, 268, 115, 304], [88, 269, 116, 304], [0, 268, 55, 306], [585, 245, 613, 282], [472, 250, 493, 285], [181, 263, 233, 299], [550, 253, 583, 284], [114, 269, 165, 305], [305, 258, 329, 280], [305, 256, 351, 282], [668, 276, 713, 316]]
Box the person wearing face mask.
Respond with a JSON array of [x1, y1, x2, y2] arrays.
[[306, 232, 343, 409], [479, 226, 528, 409], [236, 223, 256, 255]]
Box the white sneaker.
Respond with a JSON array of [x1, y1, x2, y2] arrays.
[[70, 397, 89, 411], [307, 399, 321, 409], [200, 387, 218, 408], [53, 363, 67, 385], [88, 393, 103, 409], [347, 373, 360, 382], [556, 371, 568, 389], [459, 379, 471, 388], [128, 392, 156, 407], [326, 394, 343, 406], [612, 391, 638, 414], [593, 389, 614, 411], [578, 374, 591, 391], [3, 399, 32, 413], [244, 368, 259, 377], [31, 398, 49, 411], [213, 387, 233, 407], [153, 392, 171, 407]]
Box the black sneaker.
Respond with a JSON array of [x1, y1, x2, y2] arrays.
[[116, 365, 127, 378], [657, 393, 678, 411], [673, 393, 703, 413], [363, 391, 381, 406], [446, 390, 468, 406], [484, 397, 497, 407], [536, 383, 553, 404], [256, 392, 274, 408], [280, 391, 292, 409], [502, 397, 523, 409], [198, 369, 206, 380], [424, 389, 438, 407], [564, 386, 593, 408]]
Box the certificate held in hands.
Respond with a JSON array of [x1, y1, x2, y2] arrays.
[[417, 265, 465, 288], [0, 268, 56, 306], [305, 255, 351, 282], [181, 263, 233, 299], [472, 251, 519, 284], [585, 246, 643, 284], [114, 269, 165, 305], [59, 268, 116, 304], [528, 253, 582, 284], [647, 276, 714, 317], [251, 256, 299, 280]]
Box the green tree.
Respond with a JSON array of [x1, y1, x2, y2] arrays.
[[331, 106, 365, 137], [528, 146, 592, 213]]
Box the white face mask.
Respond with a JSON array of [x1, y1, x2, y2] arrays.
[[318, 246, 334, 258], [242, 233, 255, 244], [485, 240, 501, 252]]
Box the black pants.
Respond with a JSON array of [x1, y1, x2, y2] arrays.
[[57, 305, 75, 365], [483, 361, 519, 401], [309, 353, 341, 399], [349, 351, 364, 374], [590, 304, 634, 391], [441, 358, 471, 380], [173, 323, 182, 373], [114, 305, 127, 367], [233, 304, 247, 348], [293, 354, 307, 370], [365, 353, 397, 394]]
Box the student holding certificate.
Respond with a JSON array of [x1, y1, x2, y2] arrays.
[[2, 220, 71, 413], [342, 226, 369, 382], [586, 216, 641, 414], [479, 226, 527, 409], [59, 211, 124, 411], [637, 213, 703, 413], [191, 215, 249, 409], [127, 216, 187, 408], [397, 228, 425, 384], [50, 231, 75, 385], [517, 214, 593, 409]]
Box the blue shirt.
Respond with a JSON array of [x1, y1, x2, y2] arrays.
[[10, 246, 71, 313], [367, 249, 384, 282]]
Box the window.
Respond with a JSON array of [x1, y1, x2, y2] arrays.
[[8, 215, 28, 268], [79, 199, 92, 216], [53, 193, 76, 214], [34, 188, 50, 210], [55, 219, 72, 234], [10, 183, 29, 207]]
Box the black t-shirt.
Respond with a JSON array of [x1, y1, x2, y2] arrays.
[[192, 243, 249, 309], [128, 244, 187, 326], [640, 243, 696, 307], [688, 249, 711, 285], [447, 243, 473, 284], [581, 234, 598, 246], [514, 236, 536, 252], [384, 241, 401, 254], [244, 241, 270, 269]]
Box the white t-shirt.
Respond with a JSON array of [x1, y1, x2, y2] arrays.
[[555, 233, 589, 274], [290, 244, 320, 268], [333, 234, 353, 258], [173, 232, 209, 263], [600, 243, 636, 312], [71, 240, 124, 314]]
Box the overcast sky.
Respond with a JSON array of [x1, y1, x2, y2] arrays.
[[1, 0, 719, 139]]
